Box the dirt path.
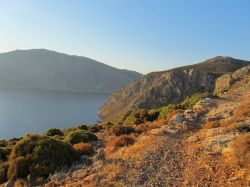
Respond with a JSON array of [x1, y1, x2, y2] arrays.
[[117, 132, 189, 187]]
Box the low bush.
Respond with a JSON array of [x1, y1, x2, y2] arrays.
[[64, 130, 97, 144], [203, 121, 220, 129], [77, 124, 89, 131], [0, 141, 6, 147], [120, 109, 159, 125], [110, 135, 135, 149], [89, 124, 103, 133], [8, 156, 29, 181], [63, 125, 89, 136], [157, 104, 180, 119], [112, 125, 135, 136], [44, 128, 64, 136], [8, 134, 79, 182], [0, 147, 10, 163], [0, 162, 9, 184], [73, 143, 94, 156], [229, 135, 250, 167]]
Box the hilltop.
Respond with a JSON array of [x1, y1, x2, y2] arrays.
[[0, 49, 142, 94], [100, 56, 250, 122]]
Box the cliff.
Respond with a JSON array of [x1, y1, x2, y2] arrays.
[[100, 57, 249, 121]]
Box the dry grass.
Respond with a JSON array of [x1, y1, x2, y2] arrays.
[[235, 102, 250, 119], [106, 135, 135, 151], [203, 121, 220, 129], [219, 117, 244, 127], [228, 135, 250, 168], [107, 134, 164, 162], [73, 143, 94, 156], [111, 125, 135, 136]]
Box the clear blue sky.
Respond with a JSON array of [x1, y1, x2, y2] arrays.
[[0, 0, 249, 73]]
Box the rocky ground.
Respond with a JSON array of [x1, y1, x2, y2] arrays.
[[41, 78, 250, 187]]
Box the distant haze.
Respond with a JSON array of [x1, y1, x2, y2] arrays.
[[0, 49, 142, 94]]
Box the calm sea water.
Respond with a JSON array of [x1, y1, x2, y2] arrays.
[[0, 88, 108, 140]]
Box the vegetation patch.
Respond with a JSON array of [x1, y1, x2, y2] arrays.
[[7, 134, 79, 182], [111, 125, 135, 136], [89, 124, 103, 133], [73, 143, 94, 156], [44, 128, 64, 137], [109, 135, 135, 149], [180, 92, 211, 110], [0, 147, 10, 163], [119, 109, 159, 125], [0, 162, 9, 184], [64, 130, 97, 144]]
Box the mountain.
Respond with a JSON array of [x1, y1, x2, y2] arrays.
[[0, 49, 142, 94], [99, 56, 250, 121]]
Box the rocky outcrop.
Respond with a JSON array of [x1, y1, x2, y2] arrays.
[[100, 57, 249, 121], [214, 65, 250, 94]]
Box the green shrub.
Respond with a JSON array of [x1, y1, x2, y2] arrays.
[[45, 128, 64, 136], [64, 130, 97, 144], [120, 109, 159, 125], [0, 141, 6, 147], [0, 162, 9, 184], [8, 156, 29, 181], [112, 125, 135, 136], [157, 104, 180, 119], [0, 147, 10, 163], [63, 125, 89, 136], [180, 92, 211, 110], [8, 134, 79, 181]]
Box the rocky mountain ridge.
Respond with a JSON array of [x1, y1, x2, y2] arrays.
[[100, 57, 250, 121]]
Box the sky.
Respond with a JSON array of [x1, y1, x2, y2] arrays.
[[0, 0, 250, 74]]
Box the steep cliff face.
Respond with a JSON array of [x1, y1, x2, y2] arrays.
[[100, 57, 249, 121]]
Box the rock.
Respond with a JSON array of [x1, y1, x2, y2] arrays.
[[214, 65, 250, 94], [4, 181, 14, 187], [148, 128, 165, 136], [72, 170, 88, 180], [169, 113, 184, 126]]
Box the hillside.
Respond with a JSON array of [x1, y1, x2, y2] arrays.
[[1, 65, 249, 186], [100, 57, 250, 121], [0, 49, 142, 94]]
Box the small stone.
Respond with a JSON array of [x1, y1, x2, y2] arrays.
[[84, 174, 98, 181]]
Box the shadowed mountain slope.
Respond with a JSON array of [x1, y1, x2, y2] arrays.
[[0, 49, 142, 94]]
